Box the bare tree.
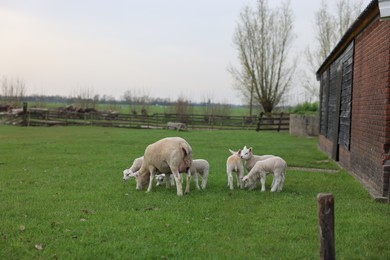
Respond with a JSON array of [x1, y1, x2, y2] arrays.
[[70, 87, 95, 109], [1, 76, 27, 106], [230, 0, 296, 113], [302, 0, 363, 100]]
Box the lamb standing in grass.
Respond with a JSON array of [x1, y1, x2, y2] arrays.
[[226, 149, 244, 190], [155, 159, 209, 190], [242, 156, 287, 192], [240, 146, 275, 172], [122, 156, 144, 181], [134, 137, 192, 196], [190, 159, 209, 190]]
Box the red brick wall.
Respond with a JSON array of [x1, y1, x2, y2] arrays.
[[351, 17, 390, 196]]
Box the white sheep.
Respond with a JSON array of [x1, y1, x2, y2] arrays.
[[226, 149, 244, 190], [240, 146, 275, 172], [134, 137, 192, 196], [242, 156, 287, 192], [122, 156, 144, 181]]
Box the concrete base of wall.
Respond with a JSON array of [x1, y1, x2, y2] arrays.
[[289, 114, 319, 136]]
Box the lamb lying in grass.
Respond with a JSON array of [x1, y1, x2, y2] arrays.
[[242, 156, 287, 192], [240, 146, 275, 172], [155, 159, 209, 190], [226, 149, 244, 190], [134, 137, 192, 196]]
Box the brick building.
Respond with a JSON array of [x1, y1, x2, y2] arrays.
[[316, 0, 390, 199]]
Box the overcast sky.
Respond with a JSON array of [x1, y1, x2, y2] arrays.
[[0, 0, 371, 105]]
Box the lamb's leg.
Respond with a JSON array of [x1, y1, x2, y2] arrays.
[[201, 171, 208, 190], [237, 169, 244, 189], [277, 172, 285, 192], [227, 168, 234, 190], [165, 173, 171, 189], [260, 173, 266, 192], [193, 171, 200, 190], [170, 174, 175, 186], [270, 173, 281, 192], [185, 168, 191, 194], [271, 176, 276, 190]]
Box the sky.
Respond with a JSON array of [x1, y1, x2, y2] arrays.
[[0, 0, 372, 105]]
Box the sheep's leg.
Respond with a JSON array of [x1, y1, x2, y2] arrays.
[[146, 168, 156, 193], [170, 174, 175, 186], [172, 170, 183, 196], [185, 168, 191, 194], [260, 173, 266, 192]]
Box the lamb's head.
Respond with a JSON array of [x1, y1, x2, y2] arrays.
[[229, 148, 242, 157], [242, 175, 256, 190], [122, 168, 133, 181], [155, 174, 166, 186], [241, 146, 252, 160]]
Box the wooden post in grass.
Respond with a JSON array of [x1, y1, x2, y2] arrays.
[[317, 193, 335, 260]]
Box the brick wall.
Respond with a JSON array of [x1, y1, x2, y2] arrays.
[[351, 17, 390, 196]]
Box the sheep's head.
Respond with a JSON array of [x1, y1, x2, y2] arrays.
[[240, 146, 252, 160], [122, 169, 133, 181], [135, 170, 149, 190]]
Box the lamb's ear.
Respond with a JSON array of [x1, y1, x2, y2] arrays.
[[249, 147, 253, 153], [237, 149, 242, 156], [243, 146, 247, 150], [228, 149, 235, 155]]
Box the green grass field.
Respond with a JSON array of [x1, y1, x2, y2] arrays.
[[0, 126, 389, 259]]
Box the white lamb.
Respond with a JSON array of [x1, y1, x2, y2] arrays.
[[134, 137, 192, 196], [226, 149, 244, 190], [123, 156, 144, 181], [155, 173, 175, 187], [242, 156, 287, 192], [240, 146, 275, 172], [155, 159, 209, 190]]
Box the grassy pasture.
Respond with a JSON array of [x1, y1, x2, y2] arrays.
[[0, 126, 389, 259]]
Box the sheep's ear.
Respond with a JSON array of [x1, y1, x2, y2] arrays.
[[229, 149, 235, 155], [249, 147, 253, 153], [243, 146, 247, 150], [237, 149, 241, 156]]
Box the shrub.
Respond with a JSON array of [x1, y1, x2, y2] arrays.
[[291, 101, 319, 114]]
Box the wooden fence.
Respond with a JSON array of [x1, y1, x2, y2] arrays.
[[24, 108, 290, 131]]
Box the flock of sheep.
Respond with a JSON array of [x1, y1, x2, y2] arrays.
[[122, 137, 287, 196]]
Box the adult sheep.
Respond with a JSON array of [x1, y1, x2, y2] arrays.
[[135, 137, 193, 196]]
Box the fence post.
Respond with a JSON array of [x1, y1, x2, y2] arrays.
[[22, 102, 28, 127], [277, 112, 283, 132], [256, 112, 264, 132], [317, 193, 335, 260]]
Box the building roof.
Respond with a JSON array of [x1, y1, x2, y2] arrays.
[[316, 0, 379, 78]]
